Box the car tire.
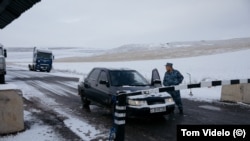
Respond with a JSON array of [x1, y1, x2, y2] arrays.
[[80, 91, 90, 108]]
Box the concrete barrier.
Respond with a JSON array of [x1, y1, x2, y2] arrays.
[[0, 84, 24, 134], [221, 84, 250, 104]]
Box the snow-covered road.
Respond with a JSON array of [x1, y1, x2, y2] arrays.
[[3, 67, 108, 141]]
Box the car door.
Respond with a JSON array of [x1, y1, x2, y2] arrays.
[[84, 69, 101, 101], [151, 68, 162, 87], [95, 70, 111, 105]]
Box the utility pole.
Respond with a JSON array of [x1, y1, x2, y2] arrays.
[[187, 73, 193, 96]]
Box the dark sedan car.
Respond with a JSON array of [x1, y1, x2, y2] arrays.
[[78, 67, 175, 116]]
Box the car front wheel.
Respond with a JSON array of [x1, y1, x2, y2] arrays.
[[80, 91, 90, 109]]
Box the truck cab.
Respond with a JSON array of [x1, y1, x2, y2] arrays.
[[29, 47, 54, 72], [0, 44, 7, 84]]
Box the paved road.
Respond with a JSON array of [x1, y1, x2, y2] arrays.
[[6, 67, 250, 141]]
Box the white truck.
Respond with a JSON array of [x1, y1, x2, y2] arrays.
[[0, 44, 7, 84]]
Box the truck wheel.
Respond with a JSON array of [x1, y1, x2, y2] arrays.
[[0, 75, 5, 84], [32, 65, 36, 71]]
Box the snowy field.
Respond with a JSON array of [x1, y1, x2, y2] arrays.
[[3, 43, 250, 140]]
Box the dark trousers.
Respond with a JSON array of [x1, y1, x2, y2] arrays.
[[167, 90, 183, 112]]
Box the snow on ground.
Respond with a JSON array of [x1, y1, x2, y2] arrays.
[[1, 111, 62, 141], [0, 83, 18, 90], [63, 115, 102, 141], [3, 67, 105, 140], [3, 73, 105, 140]]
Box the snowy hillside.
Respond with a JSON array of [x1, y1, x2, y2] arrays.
[[107, 37, 250, 54], [53, 38, 250, 62]]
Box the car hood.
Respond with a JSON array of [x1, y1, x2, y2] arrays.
[[110, 85, 154, 93]]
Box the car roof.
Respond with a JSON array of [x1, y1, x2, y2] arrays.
[[93, 67, 135, 71]]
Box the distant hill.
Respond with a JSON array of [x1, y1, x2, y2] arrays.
[[55, 37, 250, 62]]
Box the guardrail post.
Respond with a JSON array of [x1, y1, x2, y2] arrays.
[[109, 92, 127, 141]]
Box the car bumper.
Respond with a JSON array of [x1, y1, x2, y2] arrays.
[[126, 104, 175, 117], [36, 64, 51, 71]]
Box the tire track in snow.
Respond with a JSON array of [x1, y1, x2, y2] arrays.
[[56, 81, 78, 90], [30, 80, 72, 97]]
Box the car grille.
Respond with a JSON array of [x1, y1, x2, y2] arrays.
[[147, 98, 165, 105]]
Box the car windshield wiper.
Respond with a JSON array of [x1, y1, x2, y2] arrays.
[[129, 84, 149, 86], [112, 84, 127, 87], [112, 84, 149, 87]]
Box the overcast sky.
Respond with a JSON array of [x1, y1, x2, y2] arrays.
[[1, 0, 250, 49]]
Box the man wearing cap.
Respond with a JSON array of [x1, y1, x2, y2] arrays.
[[163, 63, 184, 114]]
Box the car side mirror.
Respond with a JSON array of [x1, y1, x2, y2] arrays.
[[151, 79, 162, 87], [99, 80, 110, 87]]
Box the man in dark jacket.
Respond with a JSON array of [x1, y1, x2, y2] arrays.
[[163, 63, 184, 114]]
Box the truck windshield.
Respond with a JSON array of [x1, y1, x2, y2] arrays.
[[37, 52, 52, 59], [110, 70, 150, 86]]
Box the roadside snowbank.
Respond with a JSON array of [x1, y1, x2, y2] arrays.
[[0, 83, 18, 90], [1, 111, 62, 141]]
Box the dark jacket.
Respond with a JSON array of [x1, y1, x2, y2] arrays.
[[163, 69, 184, 86]]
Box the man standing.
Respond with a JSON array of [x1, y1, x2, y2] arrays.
[[163, 63, 184, 114]]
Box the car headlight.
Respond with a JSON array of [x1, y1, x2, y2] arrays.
[[165, 98, 174, 103], [128, 99, 147, 106]]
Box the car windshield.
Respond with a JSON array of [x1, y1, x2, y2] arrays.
[[109, 70, 150, 86], [37, 52, 52, 59]]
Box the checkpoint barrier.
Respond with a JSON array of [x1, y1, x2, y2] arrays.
[[126, 79, 250, 96], [109, 78, 250, 140], [0, 84, 24, 134]]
